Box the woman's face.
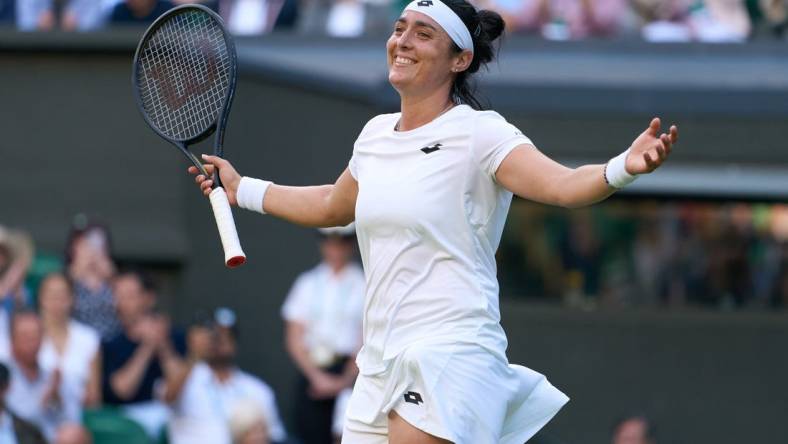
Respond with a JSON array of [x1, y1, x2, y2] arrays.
[[387, 11, 461, 97], [39, 274, 73, 321]]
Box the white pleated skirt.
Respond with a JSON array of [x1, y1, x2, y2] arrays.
[[342, 340, 569, 444]]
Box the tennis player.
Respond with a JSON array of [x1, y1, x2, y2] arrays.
[[191, 0, 679, 442]]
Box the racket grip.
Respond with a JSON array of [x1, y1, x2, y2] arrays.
[[209, 187, 246, 268]]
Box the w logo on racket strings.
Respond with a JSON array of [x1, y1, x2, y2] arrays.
[[404, 391, 424, 405], [147, 41, 220, 111]]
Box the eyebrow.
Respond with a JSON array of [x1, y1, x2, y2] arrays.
[[395, 17, 438, 31]]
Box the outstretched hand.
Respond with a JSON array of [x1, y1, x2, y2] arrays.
[[626, 117, 679, 175], [187, 154, 242, 205]]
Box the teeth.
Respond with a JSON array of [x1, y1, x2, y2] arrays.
[[395, 56, 415, 65]]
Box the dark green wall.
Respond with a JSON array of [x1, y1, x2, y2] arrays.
[[2, 38, 787, 444]]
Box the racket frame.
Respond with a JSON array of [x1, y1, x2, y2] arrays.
[[131, 3, 238, 189]]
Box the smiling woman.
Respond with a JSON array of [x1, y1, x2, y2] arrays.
[[190, 0, 678, 442]]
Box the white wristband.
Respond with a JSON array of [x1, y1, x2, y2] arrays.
[[605, 148, 637, 189], [236, 177, 272, 214]]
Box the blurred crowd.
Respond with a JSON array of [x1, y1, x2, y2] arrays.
[[500, 199, 788, 311], [0, 218, 365, 443], [0, 0, 786, 41]]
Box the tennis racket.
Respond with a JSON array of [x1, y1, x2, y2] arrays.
[[132, 4, 245, 268]]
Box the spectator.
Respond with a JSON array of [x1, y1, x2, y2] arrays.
[[101, 269, 186, 438], [221, 0, 299, 34], [0, 361, 47, 444], [66, 220, 121, 341], [611, 415, 657, 444], [54, 423, 93, 444], [163, 308, 286, 444], [759, 0, 787, 37], [110, 0, 174, 24], [15, 0, 106, 31], [3, 310, 81, 441], [282, 225, 364, 444], [0, 227, 34, 361], [38, 273, 101, 410], [489, 0, 628, 39]]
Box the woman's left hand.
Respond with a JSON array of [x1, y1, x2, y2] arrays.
[[626, 117, 679, 175]]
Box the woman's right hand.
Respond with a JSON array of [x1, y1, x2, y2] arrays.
[[188, 154, 242, 205]]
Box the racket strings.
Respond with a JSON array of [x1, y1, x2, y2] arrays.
[[136, 10, 232, 141]]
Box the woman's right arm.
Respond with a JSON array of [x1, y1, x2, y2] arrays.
[[190, 156, 357, 228]]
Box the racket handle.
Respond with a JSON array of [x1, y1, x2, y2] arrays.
[[209, 187, 246, 268]]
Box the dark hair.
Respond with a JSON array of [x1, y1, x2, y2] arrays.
[[443, 0, 505, 110], [10, 308, 41, 338], [116, 267, 157, 294], [64, 216, 113, 266]]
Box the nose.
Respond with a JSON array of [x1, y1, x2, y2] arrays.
[[396, 29, 414, 50]]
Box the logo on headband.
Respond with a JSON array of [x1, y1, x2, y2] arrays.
[[417, 0, 433, 6]]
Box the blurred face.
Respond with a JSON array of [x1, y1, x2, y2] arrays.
[[0, 246, 9, 275], [209, 327, 237, 366], [387, 11, 466, 97], [12, 314, 43, 365], [320, 237, 354, 270], [238, 420, 269, 444], [39, 274, 74, 322], [113, 275, 153, 320], [612, 418, 652, 444], [187, 325, 214, 360], [71, 229, 109, 265]]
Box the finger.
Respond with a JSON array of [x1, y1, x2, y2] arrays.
[[660, 134, 671, 157], [188, 166, 198, 175], [201, 179, 213, 191], [195, 174, 205, 184], [670, 125, 678, 144], [643, 152, 657, 170], [201, 154, 227, 168], [655, 143, 666, 162], [646, 117, 661, 136]]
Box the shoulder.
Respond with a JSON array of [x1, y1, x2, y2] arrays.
[[70, 321, 100, 346], [236, 370, 276, 401], [357, 113, 399, 138]]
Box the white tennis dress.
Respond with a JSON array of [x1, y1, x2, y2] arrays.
[[343, 105, 569, 443]]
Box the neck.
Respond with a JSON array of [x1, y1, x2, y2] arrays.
[[43, 316, 69, 335], [212, 365, 233, 382], [397, 88, 454, 132], [16, 359, 38, 380], [328, 261, 347, 275]]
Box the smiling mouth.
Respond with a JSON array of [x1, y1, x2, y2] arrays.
[[394, 56, 416, 66]]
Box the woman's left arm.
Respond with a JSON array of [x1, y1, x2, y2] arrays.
[[496, 117, 678, 208]]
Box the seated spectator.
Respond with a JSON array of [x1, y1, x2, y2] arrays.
[[54, 423, 93, 444], [486, 0, 628, 39], [38, 273, 101, 409], [164, 308, 286, 444], [101, 269, 186, 438], [3, 310, 81, 441], [0, 361, 47, 444], [66, 220, 121, 341], [633, 0, 750, 42], [15, 0, 106, 31], [0, 227, 35, 361], [110, 0, 174, 24], [611, 414, 657, 444]]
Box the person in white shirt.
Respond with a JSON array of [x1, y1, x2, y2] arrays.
[[163, 308, 286, 444], [37, 273, 101, 411], [189, 0, 679, 441], [3, 310, 81, 441], [0, 361, 47, 444], [282, 224, 365, 444]]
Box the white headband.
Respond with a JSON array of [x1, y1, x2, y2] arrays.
[[403, 0, 474, 53]]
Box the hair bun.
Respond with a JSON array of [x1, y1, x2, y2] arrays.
[[477, 9, 505, 42]]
